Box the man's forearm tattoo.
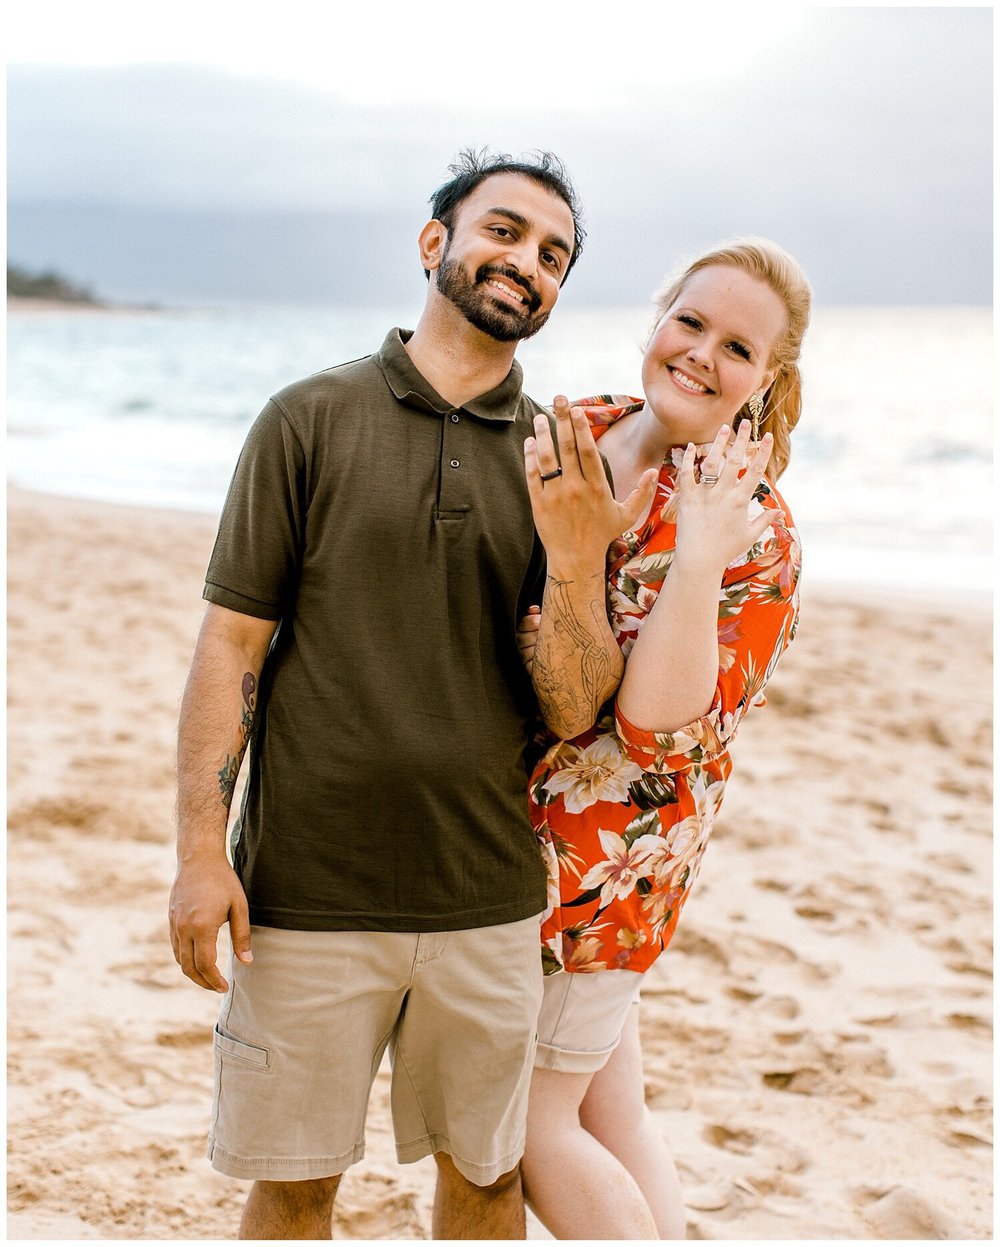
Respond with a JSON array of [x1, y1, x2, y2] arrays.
[[534, 576, 619, 734], [218, 672, 258, 809]]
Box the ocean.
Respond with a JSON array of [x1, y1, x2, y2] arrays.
[[7, 303, 992, 594]]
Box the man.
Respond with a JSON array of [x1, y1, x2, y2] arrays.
[[169, 149, 651, 1241]]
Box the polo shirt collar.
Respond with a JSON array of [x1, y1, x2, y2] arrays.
[[376, 328, 524, 423]]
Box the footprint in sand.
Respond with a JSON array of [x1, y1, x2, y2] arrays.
[[685, 1182, 736, 1213], [756, 995, 800, 1020], [945, 1128, 992, 1149], [725, 985, 763, 1003], [757, 1031, 893, 1103], [944, 958, 992, 979], [925, 851, 975, 876], [671, 927, 731, 967], [110, 960, 186, 991], [155, 1027, 212, 1049], [945, 1012, 992, 1036], [335, 1169, 424, 1238], [703, 1123, 756, 1154], [8, 796, 165, 847], [8, 797, 110, 837], [858, 1185, 963, 1239], [753, 877, 792, 893]]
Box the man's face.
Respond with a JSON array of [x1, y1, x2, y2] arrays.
[[432, 173, 575, 342]]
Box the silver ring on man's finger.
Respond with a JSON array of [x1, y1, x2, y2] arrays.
[[700, 473, 720, 485], [540, 468, 563, 482]]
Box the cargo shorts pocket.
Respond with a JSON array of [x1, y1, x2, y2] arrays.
[[214, 1023, 270, 1071]]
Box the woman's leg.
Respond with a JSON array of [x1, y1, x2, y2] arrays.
[[521, 1064, 659, 1240], [579, 1006, 687, 1238]]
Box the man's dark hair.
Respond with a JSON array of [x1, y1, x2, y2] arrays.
[[427, 147, 585, 280]]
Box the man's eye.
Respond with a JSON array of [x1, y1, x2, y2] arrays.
[[542, 252, 560, 270]]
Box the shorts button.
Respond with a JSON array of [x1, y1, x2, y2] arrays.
[[450, 459, 460, 468]]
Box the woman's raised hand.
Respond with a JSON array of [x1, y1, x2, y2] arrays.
[[674, 420, 781, 575], [523, 395, 659, 576]]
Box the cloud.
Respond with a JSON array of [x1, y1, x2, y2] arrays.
[[6, 8, 991, 304]]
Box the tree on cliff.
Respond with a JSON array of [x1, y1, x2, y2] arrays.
[[7, 264, 101, 304]]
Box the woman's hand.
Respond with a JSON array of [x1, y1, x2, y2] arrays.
[[516, 605, 541, 673], [524, 395, 658, 577], [673, 420, 780, 576]]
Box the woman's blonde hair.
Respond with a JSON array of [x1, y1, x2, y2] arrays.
[[651, 238, 811, 479]]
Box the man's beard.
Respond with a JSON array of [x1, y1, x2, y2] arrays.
[[435, 248, 549, 343]]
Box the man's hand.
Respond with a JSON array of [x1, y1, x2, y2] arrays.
[[523, 395, 658, 574], [169, 852, 252, 993], [521, 396, 656, 739]]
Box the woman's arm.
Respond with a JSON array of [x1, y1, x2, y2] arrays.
[[618, 424, 780, 733]]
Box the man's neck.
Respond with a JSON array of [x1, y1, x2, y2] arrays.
[[404, 301, 520, 409]]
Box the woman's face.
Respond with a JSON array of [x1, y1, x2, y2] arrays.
[[641, 265, 786, 444]]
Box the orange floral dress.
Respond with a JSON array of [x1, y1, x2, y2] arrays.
[[531, 396, 801, 975]]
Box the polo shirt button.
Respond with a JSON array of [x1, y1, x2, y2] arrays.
[[450, 459, 460, 468], [450, 414, 460, 423]]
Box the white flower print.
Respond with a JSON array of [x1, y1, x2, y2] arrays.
[[542, 736, 644, 814], [579, 829, 663, 906]]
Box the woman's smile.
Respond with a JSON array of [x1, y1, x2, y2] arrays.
[[666, 365, 713, 395]]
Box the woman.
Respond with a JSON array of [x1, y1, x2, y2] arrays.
[[519, 239, 810, 1238]]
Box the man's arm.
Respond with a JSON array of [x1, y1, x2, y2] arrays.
[[530, 565, 621, 740], [168, 603, 277, 992], [523, 398, 658, 739]]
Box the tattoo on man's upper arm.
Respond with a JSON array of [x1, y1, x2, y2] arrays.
[[218, 673, 258, 808]]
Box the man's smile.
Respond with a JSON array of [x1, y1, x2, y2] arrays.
[[487, 278, 529, 307]]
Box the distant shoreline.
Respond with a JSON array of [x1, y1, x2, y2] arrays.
[[7, 295, 161, 314]]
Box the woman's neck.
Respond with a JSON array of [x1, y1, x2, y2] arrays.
[[600, 403, 678, 475]]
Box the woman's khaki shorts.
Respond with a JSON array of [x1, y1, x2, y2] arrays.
[[208, 917, 543, 1186], [534, 969, 643, 1073]]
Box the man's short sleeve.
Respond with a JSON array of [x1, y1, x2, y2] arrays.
[[203, 399, 306, 620]]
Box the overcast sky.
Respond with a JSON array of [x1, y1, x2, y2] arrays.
[[6, 3, 993, 306]]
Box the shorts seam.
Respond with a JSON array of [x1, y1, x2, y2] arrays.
[[393, 1046, 433, 1142], [372, 1023, 396, 1079], [208, 1140, 365, 1180], [210, 984, 237, 1146], [548, 973, 574, 1036], [534, 1035, 619, 1072], [395, 1133, 524, 1184]]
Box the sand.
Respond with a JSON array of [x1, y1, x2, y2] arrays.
[[6, 487, 992, 1240]]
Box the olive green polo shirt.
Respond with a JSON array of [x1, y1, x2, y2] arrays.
[[204, 328, 548, 931]]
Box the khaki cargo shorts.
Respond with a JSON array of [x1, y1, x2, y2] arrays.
[[208, 916, 543, 1186]]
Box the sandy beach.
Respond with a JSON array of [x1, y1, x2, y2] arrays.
[[6, 486, 992, 1240]]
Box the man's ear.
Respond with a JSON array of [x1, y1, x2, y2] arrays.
[[418, 219, 448, 275]]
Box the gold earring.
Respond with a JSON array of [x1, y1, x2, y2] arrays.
[[747, 392, 764, 441]]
